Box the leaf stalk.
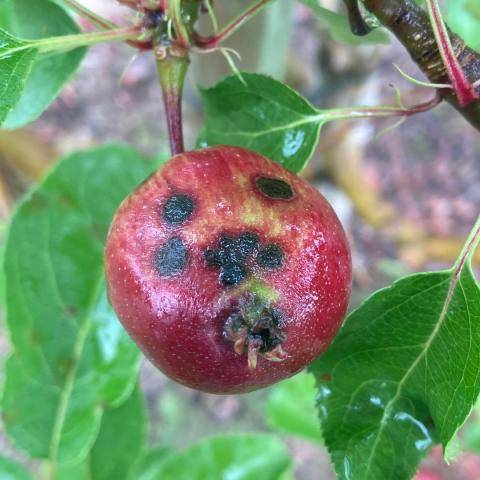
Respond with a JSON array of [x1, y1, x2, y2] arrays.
[[194, 0, 273, 49], [61, 0, 118, 30], [0, 26, 142, 59]]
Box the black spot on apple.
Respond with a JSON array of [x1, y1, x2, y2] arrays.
[[257, 244, 284, 270], [162, 194, 194, 226], [155, 237, 188, 276], [238, 232, 260, 256], [220, 263, 248, 286], [256, 176, 294, 200], [205, 232, 284, 285], [204, 247, 222, 267], [205, 231, 260, 286]]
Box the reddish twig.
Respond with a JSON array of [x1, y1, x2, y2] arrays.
[[425, 0, 479, 107], [324, 94, 442, 122]]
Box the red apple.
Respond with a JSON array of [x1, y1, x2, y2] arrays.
[[105, 146, 351, 393]]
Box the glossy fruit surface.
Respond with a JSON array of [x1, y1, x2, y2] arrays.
[[105, 146, 351, 394]]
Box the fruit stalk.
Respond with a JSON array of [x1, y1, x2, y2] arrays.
[[157, 53, 189, 155]]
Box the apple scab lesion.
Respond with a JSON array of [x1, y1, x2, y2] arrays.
[[162, 193, 195, 226], [154, 236, 188, 277], [204, 232, 285, 287], [257, 244, 284, 270], [204, 232, 260, 286], [255, 176, 294, 200]]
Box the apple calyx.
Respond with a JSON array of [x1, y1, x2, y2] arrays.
[[223, 290, 288, 369]]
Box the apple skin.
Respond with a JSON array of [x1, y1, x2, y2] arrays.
[[105, 146, 351, 394]]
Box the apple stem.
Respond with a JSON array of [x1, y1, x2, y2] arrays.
[[157, 52, 189, 155]]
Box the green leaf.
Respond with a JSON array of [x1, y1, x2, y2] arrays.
[[2, 145, 158, 465], [200, 73, 324, 173], [89, 383, 148, 480], [299, 0, 390, 45], [55, 462, 88, 480], [0, 455, 32, 480], [311, 219, 480, 480], [411, 0, 480, 50], [200, 73, 409, 173], [138, 434, 292, 480], [466, 0, 480, 19], [134, 446, 176, 480], [266, 372, 323, 444], [57, 383, 149, 480], [0, 29, 37, 125], [0, 0, 84, 128], [0, 219, 8, 306]]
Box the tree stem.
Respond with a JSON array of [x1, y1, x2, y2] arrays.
[[157, 53, 189, 155]]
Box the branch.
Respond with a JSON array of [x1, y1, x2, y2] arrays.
[[362, 0, 480, 130]]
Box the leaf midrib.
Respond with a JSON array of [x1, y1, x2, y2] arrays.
[[206, 114, 321, 140], [48, 167, 106, 465], [48, 268, 104, 464]]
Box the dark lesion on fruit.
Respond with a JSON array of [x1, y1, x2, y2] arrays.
[[154, 236, 188, 277], [224, 295, 288, 369], [204, 232, 260, 286], [162, 193, 195, 226], [255, 176, 294, 200], [219, 264, 248, 287], [204, 232, 285, 287], [257, 244, 284, 270]]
